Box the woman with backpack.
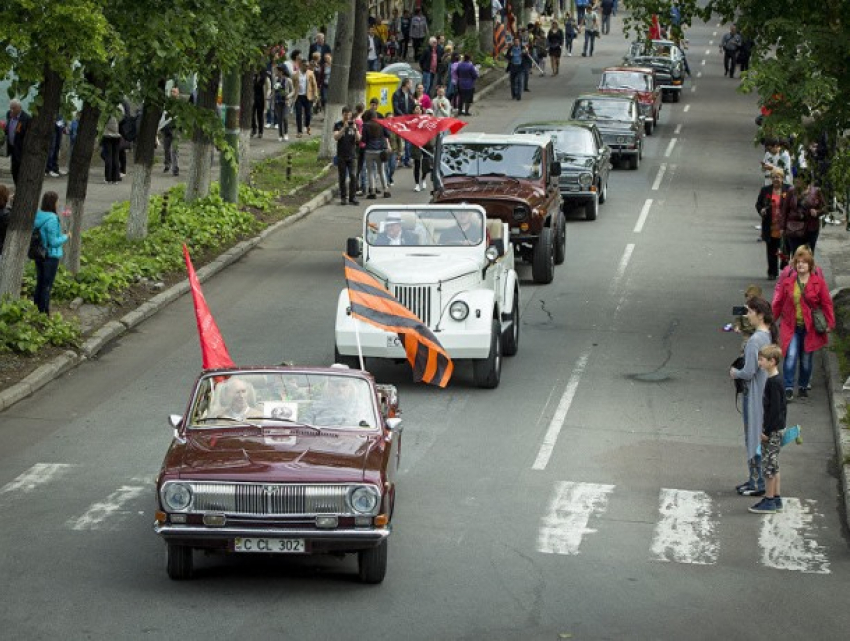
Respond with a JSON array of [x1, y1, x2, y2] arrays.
[[32, 191, 69, 315]]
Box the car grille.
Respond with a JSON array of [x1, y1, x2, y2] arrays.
[[559, 174, 583, 190], [393, 285, 432, 326], [189, 482, 350, 516]]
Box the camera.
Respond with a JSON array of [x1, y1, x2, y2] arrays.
[[732, 306, 748, 316]]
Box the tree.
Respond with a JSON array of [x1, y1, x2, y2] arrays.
[[185, 65, 222, 202], [478, 2, 495, 56], [320, 3, 356, 160], [348, 0, 369, 110]]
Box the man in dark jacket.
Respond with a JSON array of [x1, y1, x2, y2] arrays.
[[4, 99, 31, 185], [418, 37, 444, 96], [392, 79, 415, 166]]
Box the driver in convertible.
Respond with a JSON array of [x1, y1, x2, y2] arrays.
[[215, 377, 262, 421], [439, 209, 485, 245]]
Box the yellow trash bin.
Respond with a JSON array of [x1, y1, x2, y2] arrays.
[[365, 72, 400, 117]]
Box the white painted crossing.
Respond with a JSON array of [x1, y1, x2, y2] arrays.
[[757, 498, 831, 574], [67, 482, 148, 531], [538, 482, 615, 555], [0, 463, 77, 499], [650, 489, 718, 565]]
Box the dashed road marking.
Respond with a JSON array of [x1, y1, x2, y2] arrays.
[[0, 463, 77, 499], [67, 484, 147, 531], [664, 138, 678, 157], [651, 489, 719, 565], [538, 482, 615, 555], [674, 124, 682, 134], [684, 105, 691, 112], [651, 164, 666, 192], [758, 498, 831, 574]]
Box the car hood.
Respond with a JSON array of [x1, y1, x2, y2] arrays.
[[595, 120, 637, 132], [438, 176, 544, 202], [171, 428, 381, 484], [366, 254, 481, 284], [599, 87, 655, 104]]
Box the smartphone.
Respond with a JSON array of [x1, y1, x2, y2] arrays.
[[732, 306, 748, 316]]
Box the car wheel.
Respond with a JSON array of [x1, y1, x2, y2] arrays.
[[358, 539, 388, 584], [334, 345, 361, 369], [166, 543, 193, 581], [473, 319, 502, 388], [598, 178, 608, 204], [586, 193, 599, 221], [554, 212, 566, 265], [502, 291, 520, 357], [531, 227, 555, 284], [629, 153, 640, 171], [645, 119, 653, 136], [673, 91, 681, 103]]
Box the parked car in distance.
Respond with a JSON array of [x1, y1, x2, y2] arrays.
[[339, 205, 520, 388], [598, 66, 662, 135], [154, 366, 402, 583], [623, 40, 686, 102], [569, 93, 644, 170], [432, 132, 564, 284], [513, 121, 612, 221]]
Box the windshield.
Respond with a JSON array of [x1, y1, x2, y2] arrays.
[[516, 128, 596, 156], [188, 372, 378, 429], [572, 99, 632, 121], [601, 72, 651, 92], [441, 142, 543, 180], [365, 208, 486, 247]]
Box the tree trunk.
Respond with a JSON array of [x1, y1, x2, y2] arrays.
[[186, 67, 221, 201], [238, 68, 254, 184], [348, 0, 368, 110], [478, 6, 494, 55], [451, 11, 466, 38], [0, 65, 63, 300], [63, 74, 105, 274], [126, 100, 163, 240], [432, 0, 446, 35], [320, 2, 356, 160], [464, 0, 477, 35]]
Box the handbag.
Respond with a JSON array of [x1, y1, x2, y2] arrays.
[[811, 307, 828, 334], [785, 213, 806, 238]]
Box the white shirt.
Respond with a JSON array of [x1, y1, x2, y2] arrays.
[[298, 73, 308, 95]]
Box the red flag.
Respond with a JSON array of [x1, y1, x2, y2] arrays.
[[343, 255, 453, 388], [379, 115, 467, 148], [183, 244, 235, 370], [649, 15, 662, 40]]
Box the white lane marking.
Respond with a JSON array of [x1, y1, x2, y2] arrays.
[[674, 124, 682, 134], [532, 351, 591, 470], [609, 243, 634, 293], [684, 105, 691, 112], [664, 138, 678, 157], [713, 31, 717, 36], [691, 86, 697, 93], [701, 59, 706, 66], [697, 71, 703, 78], [0, 463, 76, 498], [709, 40, 714, 46], [758, 498, 831, 574], [705, 48, 711, 55], [538, 482, 615, 554], [68, 484, 147, 531], [635, 198, 654, 231], [651, 162, 667, 191], [651, 489, 719, 565]]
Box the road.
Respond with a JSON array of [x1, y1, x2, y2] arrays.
[[1, 15, 849, 641]]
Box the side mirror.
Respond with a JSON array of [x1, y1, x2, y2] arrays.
[[168, 414, 183, 428], [386, 417, 403, 433], [550, 163, 562, 177], [487, 239, 505, 259], [346, 237, 361, 258]]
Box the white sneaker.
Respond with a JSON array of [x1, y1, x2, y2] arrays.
[[568, 52, 573, 57], [283, 134, 289, 141], [278, 137, 283, 142], [421, 181, 427, 189], [58, 169, 68, 175], [48, 171, 60, 178], [414, 185, 421, 192]]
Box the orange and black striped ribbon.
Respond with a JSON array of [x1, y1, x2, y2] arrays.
[[343, 254, 453, 388]]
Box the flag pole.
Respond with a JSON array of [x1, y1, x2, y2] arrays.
[[353, 313, 365, 371]]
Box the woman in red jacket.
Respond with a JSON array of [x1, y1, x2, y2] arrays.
[[756, 167, 796, 280], [771, 246, 835, 400]]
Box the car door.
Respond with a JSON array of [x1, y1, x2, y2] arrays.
[[544, 142, 561, 215]]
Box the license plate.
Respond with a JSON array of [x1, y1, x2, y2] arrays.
[[234, 537, 305, 553]]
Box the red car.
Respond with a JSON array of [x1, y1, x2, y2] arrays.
[[154, 366, 402, 583], [598, 66, 662, 136]]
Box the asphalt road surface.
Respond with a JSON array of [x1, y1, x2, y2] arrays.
[[1, 16, 849, 641]]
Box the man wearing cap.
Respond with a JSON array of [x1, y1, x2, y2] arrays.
[[375, 214, 418, 245]]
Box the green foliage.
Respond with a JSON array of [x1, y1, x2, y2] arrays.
[[0, 297, 80, 355]]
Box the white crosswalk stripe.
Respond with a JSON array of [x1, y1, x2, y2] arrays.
[[757, 498, 831, 574], [0, 463, 77, 500], [67, 480, 148, 531], [650, 489, 718, 565], [538, 481, 615, 555]]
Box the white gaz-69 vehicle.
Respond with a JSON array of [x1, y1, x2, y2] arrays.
[[335, 204, 520, 388]]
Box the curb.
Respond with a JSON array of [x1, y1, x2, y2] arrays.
[[0, 175, 338, 413]]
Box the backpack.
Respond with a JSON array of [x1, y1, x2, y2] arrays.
[[28, 222, 47, 261], [118, 111, 141, 141]]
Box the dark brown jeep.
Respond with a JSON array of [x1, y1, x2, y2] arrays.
[[432, 133, 564, 284]]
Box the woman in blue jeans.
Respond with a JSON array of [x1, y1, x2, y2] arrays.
[[32, 191, 69, 315]]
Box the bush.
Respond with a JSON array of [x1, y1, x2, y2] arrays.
[[0, 297, 80, 355]]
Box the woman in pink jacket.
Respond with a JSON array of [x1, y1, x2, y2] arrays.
[[771, 246, 835, 401]]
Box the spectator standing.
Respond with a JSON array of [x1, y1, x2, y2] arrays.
[[455, 54, 479, 116], [46, 114, 68, 178], [409, 8, 429, 60], [0, 183, 10, 256], [400, 9, 412, 60], [761, 138, 792, 186], [747, 344, 786, 514], [101, 107, 123, 184], [291, 59, 318, 137], [392, 79, 415, 166], [158, 87, 181, 176], [432, 85, 452, 117], [308, 32, 332, 62], [795, 176, 826, 254], [413, 83, 432, 111], [334, 106, 361, 206], [757, 168, 796, 280], [32, 191, 69, 315], [506, 39, 524, 101], [251, 69, 270, 137], [582, 5, 600, 57], [419, 37, 443, 96], [360, 110, 391, 199], [366, 25, 384, 72], [720, 24, 742, 78], [274, 66, 294, 142], [772, 247, 835, 401], [730, 296, 775, 498], [547, 21, 564, 75], [3, 99, 30, 185], [601, 0, 614, 35]]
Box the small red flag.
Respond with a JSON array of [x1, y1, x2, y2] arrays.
[[379, 115, 467, 149], [183, 244, 235, 370]]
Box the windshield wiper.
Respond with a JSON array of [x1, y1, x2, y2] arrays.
[[194, 416, 262, 429], [249, 416, 323, 433]]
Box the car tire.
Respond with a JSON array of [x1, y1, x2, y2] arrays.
[[473, 319, 502, 388], [502, 292, 520, 357], [629, 153, 640, 171], [334, 345, 361, 369], [166, 543, 193, 581], [531, 227, 555, 284], [673, 91, 680, 103], [645, 119, 653, 136], [358, 539, 388, 584], [598, 178, 608, 204], [586, 193, 599, 221], [554, 212, 566, 265]]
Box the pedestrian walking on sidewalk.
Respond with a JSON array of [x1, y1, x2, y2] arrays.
[[730, 296, 776, 498], [757, 168, 796, 280], [158, 87, 181, 177], [601, 0, 614, 35], [564, 13, 577, 56], [582, 5, 600, 57], [547, 21, 564, 75], [720, 24, 742, 78]]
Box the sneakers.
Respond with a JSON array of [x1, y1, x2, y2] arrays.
[[48, 171, 60, 178], [740, 487, 765, 497], [284, 134, 289, 141], [278, 137, 284, 142], [748, 497, 777, 514], [798, 388, 808, 398], [366, 193, 377, 200], [383, 191, 391, 198], [735, 482, 753, 495], [774, 496, 784, 512], [785, 388, 794, 401], [414, 185, 421, 192], [421, 180, 427, 189], [340, 200, 347, 206], [349, 199, 360, 206]]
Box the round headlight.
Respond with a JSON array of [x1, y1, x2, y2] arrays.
[[163, 483, 193, 511], [578, 172, 593, 188], [449, 300, 470, 321], [512, 206, 527, 221], [616, 136, 626, 144], [349, 486, 379, 514], [672, 66, 682, 79]]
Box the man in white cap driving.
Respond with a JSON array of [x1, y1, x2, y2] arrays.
[[374, 213, 419, 245]]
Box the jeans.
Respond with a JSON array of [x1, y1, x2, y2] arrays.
[[47, 124, 63, 173], [102, 136, 121, 182], [724, 50, 737, 77], [742, 393, 765, 492], [275, 103, 288, 137], [509, 66, 523, 99], [765, 235, 782, 278], [34, 257, 60, 314], [601, 14, 611, 35], [422, 71, 434, 95], [386, 151, 397, 184], [294, 95, 311, 133], [337, 157, 356, 201], [583, 31, 596, 56], [367, 58, 380, 72], [365, 150, 388, 193], [784, 326, 814, 391]]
